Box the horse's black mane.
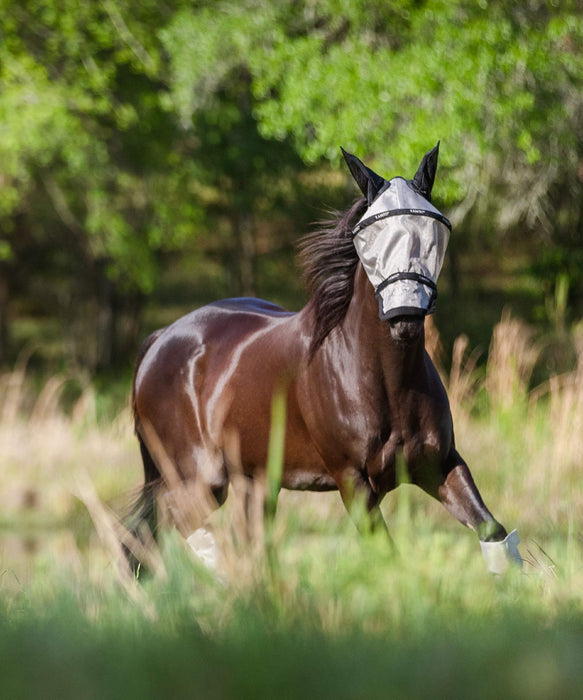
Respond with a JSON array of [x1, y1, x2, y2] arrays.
[[298, 197, 368, 359]]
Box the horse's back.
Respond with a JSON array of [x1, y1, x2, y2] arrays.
[[135, 297, 293, 379], [170, 297, 293, 332], [206, 296, 293, 317]]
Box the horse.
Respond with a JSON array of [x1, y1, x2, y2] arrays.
[[129, 144, 521, 575]]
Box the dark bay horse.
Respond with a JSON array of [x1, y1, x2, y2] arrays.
[[130, 145, 521, 574]]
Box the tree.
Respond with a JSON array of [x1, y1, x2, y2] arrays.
[[2, 0, 583, 370], [163, 0, 583, 304], [0, 0, 311, 369], [160, 8, 307, 298], [0, 0, 201, 369]]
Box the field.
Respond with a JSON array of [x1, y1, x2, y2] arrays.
[[1, 313, 583, 699]]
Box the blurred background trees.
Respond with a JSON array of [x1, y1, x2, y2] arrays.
[[1, 0, 582, 375]]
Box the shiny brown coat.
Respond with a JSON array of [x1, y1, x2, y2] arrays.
[[129, 150, 508, 565]]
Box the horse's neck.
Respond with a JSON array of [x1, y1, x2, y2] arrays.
[[340, 266, 426, 391]]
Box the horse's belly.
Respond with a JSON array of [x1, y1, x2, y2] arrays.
[[231, 400, 335, 490], [281, 469, 337, 491]]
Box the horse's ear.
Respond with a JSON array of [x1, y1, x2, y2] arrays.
[[341, 147, 385, 205], [412, 141, 440, 202]]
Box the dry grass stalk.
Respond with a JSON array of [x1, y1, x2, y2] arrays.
[[140, 419, 226, 538], [424, 320, 481, 422], [29, 376, 69, 424], [0, 362, 140, 527], [486, 309, 539, 410], [0, 348, 34, 424], [447, 334, 482, 421], [548, 367, 583, 486], [75, 473, 159, 617], [0, 361, 276, 601], [522, 323, 583, 524], [136, 419, 273, 591]]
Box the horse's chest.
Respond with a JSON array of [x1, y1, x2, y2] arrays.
[[363, 423, 445, 493], [364, 390, 452, 479]]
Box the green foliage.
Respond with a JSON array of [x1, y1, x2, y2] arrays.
[[2, 0, 583, 369], [1, 522, 582, 699], [0, 0, 203, 294], [161, 1, 583, 218], [266, 383, 286, 518]]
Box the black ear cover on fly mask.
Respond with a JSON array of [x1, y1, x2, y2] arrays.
[[341, 147, 386, 205], [410, 141, 440, 202]]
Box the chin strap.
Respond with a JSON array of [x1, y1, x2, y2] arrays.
[[480, 529, 522, 574]]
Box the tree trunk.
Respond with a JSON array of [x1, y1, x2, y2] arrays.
[[112, 292, 143, 368], [0, 269, 10, 365], [95, 262, 114, 370], [94, 263, 144, 371], [231, 213, 256, 297]]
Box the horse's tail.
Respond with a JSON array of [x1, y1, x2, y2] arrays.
[[124, 329, 165, 576]]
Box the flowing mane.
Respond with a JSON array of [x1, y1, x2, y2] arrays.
[[298, 197, 368, 358]]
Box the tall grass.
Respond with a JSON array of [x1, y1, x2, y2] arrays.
[[1, 314, 583, 698]]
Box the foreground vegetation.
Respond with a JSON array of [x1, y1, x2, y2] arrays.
[[1, 313, 582, 698]]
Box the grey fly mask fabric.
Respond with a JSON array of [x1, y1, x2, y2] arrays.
[[352, 177, 451, 321]]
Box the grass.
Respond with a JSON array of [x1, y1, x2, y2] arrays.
[[1, 312, 583, 698]]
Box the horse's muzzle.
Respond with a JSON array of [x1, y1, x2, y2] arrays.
[[388, 315, 424, 343]]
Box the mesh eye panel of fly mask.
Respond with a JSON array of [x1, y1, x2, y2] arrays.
[[343, 146, 452, 321]]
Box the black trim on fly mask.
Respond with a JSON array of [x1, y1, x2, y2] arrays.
[[375, 272, 438, 321], [379, 305, 428, 321], [351, 209, 452, 238]]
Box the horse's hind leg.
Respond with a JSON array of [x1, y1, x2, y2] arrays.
[[129, 420, 230, 574], [151, 442, 230, 573], [182, 477, 228, 571]]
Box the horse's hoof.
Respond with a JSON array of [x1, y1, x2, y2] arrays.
[[480, 529, 522, 574]]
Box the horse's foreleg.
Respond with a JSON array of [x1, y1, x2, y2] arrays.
[[336, 468, 390, 538], [437, 456, 507, 542], [243, 474, 271, 543], [416, 450, 521, 573]]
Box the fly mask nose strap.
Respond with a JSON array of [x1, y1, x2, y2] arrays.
[[375, 272, 438, 314]]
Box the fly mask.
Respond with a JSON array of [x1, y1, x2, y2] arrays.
[[342, 143, 451, 321]]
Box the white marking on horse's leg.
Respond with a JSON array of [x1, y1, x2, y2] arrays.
[[480, 529, 522, 574], [187, 526, 220, 571]]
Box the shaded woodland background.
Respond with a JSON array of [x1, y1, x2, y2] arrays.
[[1, 0, 582, 380]]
